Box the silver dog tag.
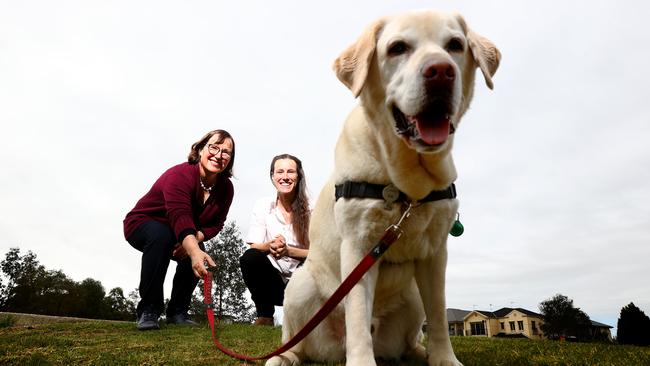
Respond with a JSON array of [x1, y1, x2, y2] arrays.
[[382, 184, 400, 210]]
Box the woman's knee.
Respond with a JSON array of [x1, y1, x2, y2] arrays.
[[239, 248, 268, 270], [145, 223, 175, 246], [129, 221, 175, 254]]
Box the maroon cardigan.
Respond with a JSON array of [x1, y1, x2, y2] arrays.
[[123, 162, 233, 243]]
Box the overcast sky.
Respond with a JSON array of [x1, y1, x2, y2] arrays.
[[1, 0, 649, 333]]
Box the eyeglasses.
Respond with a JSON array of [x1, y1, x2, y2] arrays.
[[207, 144, 232, 159]]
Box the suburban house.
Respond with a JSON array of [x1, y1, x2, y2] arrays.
[[445, 307, 613, 341], [589, 320, 613, 341], [447, 307, 545, 339], [447, 308, 470, 336]]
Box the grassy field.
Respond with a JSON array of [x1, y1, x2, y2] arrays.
[[1, 313, 649, 366]]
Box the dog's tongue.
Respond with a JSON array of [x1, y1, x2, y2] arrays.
[[409, 116, 450, 145]]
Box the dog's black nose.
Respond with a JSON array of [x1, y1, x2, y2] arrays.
[[422, 62, 455, 88]]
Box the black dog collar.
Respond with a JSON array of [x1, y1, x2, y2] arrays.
[[335, 181, 456, 207]]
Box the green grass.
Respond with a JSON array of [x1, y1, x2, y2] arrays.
[[0, 314, 17, 328], [1, 319, 649, 366]]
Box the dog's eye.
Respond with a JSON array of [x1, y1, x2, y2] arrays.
[[387, 41, 409, 56], [446, 38, 464, 53]]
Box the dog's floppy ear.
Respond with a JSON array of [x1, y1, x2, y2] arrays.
[[333, 19, 385, 97], [455, 14, 501, 90], [467, 29, 501, 90]]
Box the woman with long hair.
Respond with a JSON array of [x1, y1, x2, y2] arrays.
[[240, 153, 310, 326]]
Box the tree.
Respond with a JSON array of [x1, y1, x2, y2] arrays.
[[539, 294, 592, 341], [73, 278, 107, 319], [617, 302, 650, 346], [1, 248, 49, 314], [195, 221, 254, 323], [1, 248, 137, 321], [104, 287, 136, 321], [127, 288, 140, 314], [37, 269, 76, 315], [0, 276, 5, 309]]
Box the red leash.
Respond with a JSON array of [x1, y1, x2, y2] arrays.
[[203, 206, 413, 361]]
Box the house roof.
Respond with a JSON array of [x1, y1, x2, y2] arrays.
[[447, 308, 470, 322], [496, 307, 542, 318], [591, 320, 613, 328], [464, 307, 542, 319], [473, 310, 497, 318]]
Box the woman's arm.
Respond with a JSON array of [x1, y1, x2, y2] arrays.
[[182, 233, 216, 277], [287, 246, 308, 259], [249, 240, 272, 252], [172, 230, 205, 259], [246, 198, 273, 252]]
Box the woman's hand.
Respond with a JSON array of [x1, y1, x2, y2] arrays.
[[172, 243, 187, 259], [181, 233, 216, 278], [189, 249, 216, 278], [269, 234, 287, 258]]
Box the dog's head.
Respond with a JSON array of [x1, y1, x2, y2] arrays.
[[334, 11, 500, 153]]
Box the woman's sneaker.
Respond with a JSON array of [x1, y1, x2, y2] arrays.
[[136, 311, 160, 331], [254, 317, 274, 326], [166, 312, 199, 326]]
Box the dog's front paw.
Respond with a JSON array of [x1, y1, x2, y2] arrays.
[[427, 353, 463, 366], [346, 354, 377, 366], [265, 352, 300, 366], [404, 344, 427, 361]]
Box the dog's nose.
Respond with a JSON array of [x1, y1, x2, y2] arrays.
[[422, 62, 455, 87]]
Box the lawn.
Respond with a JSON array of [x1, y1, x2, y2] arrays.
[[1, 314, 648, 366]]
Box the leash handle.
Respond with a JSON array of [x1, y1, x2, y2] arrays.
[[204, 210, 409, 361]]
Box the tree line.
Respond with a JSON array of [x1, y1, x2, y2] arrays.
[[0, 247, 138, 320], [0, 221, 254, 323], [539, 293, 650, 345]]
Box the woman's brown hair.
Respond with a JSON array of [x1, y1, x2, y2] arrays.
[[187, 129, 235, 178], [270, 154, 310, 248]]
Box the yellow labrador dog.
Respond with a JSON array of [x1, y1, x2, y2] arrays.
[[267, 10, 500, 366]]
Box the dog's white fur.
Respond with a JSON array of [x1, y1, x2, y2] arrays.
[[266, 11, 500, 366]]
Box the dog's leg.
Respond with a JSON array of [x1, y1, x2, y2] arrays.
[[415, 244, 463, 366], [341, 238, 380, 366], [265, 269, 311, 366], [266, 264, 347, 366], [372, 280, 426, 361]]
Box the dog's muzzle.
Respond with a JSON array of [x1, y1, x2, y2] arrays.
[[392, 100, 455, 147]]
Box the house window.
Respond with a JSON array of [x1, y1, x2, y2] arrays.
[[500, 322, 505, 330], [509, 321, 515, 331], [532, 321, 538, 335], [470, 321, 486, 336], [518, 321, 524, 331]]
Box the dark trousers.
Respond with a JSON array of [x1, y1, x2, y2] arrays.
[[239, 248, 286, 317], [127, 220, 203, 317]]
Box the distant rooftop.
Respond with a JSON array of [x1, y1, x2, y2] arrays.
[[447, 308, 470, 322], [466, 307, 543, 319], [591, 320, 613, 328]]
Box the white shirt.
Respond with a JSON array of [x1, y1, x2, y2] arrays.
[[246, 196, 308, 281]]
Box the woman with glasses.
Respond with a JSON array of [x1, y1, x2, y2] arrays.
[[123, 129, 235, 331], [240, 153, 310, 326]]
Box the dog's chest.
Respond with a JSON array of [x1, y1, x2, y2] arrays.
[[381, 201, 457, 263]]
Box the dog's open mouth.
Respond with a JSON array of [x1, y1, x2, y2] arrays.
[[392, 101, 453, 147]]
